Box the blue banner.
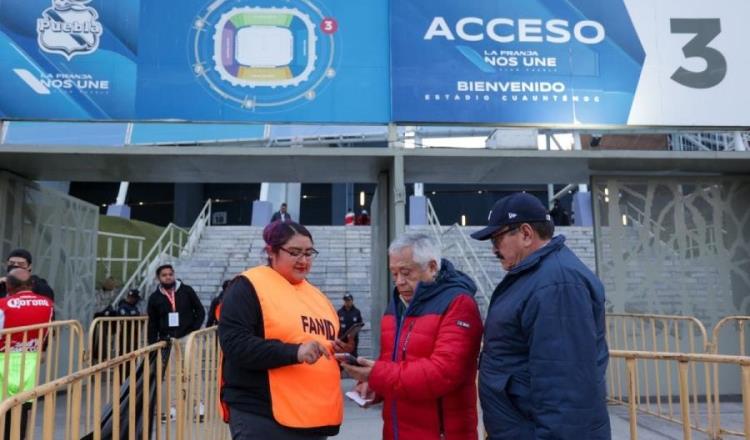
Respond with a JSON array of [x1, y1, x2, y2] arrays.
[[391, 0, 646, 126], [0, 0, 389, 123]]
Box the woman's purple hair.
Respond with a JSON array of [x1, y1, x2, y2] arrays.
[[262, 221, 313, 263]]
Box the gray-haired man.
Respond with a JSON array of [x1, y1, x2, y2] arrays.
[[341, 233, 483, 440]]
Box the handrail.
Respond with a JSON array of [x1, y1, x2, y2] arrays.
[[426, 198, 444, 247], [97, 231, 146, 241], [110, 222, 189, 307], [607, 313, 709, 346], [184, 199, 212, 256], [0, 340, 170, 414], [610, 349, 750, 439], [425, 199, 493, 314], [110, 199, 211, 307], [711, 315, 750, 355], [97, 231, 146, 284], [442, 224, 493, 309], [611, 349, 750, 365]]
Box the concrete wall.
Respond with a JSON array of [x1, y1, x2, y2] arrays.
[[0, 171, 99, 324]]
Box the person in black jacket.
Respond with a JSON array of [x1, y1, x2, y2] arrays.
[[0, 249, 55, 301], [206, 280, 231, 327], [147, 264, 205, 343], [337, 294, 363, 358], [218, 221, 354, 439], [117, 289, 143, 317]]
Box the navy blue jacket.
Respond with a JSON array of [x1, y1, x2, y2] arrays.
[[479, 235, 610, 439]]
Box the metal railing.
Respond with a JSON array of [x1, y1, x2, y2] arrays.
[[425, 197, 444, 247], [671, 132, 749, 152], [182, 327, 228, 440], [440, 224, 494, 313], [606, 314, 712, 436], [611, 349, 750, 439], [607, 313, 710, 354], [0, 320, 85, 402], [97, 231, 146, 285], [184, 199, 213, 257], [0, 340, 181, 440], [87, 316, 149, 365], [711, 316, 750, 356], [425, 199, 493, 315], [111, 199, 212, 307]]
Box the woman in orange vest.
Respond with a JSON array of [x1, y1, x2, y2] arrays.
[[218, 221, 352, 439]]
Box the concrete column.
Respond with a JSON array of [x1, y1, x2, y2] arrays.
[[391, 154, 406, 236], [370, 171, 390, 356], [572, 191, 593, 227], [409, 196, 428, 226], [0, 121, 7, 144], [252, 183, 301, 225], [174, 183, 204, 227], [331, 184, 348, 225], [107, 123, 134, 219]]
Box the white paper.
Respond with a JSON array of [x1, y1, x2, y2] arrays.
[[345, 391, 374, 407]]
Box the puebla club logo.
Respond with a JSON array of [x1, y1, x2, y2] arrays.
[[37, 0, 103, 60]]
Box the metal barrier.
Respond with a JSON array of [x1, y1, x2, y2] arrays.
[[97, 231, 146, 285], [710, 316, 750, 438], [607, 313, 710, 353], [87, 316, 149, 365], [606, 313, 713, 436], [0, 340, 182, 440], [86, 316, 149, 430], [0, 320, 85, 401], [711, 316, 750, 356], [182, 327, 229, 440], [611, 350, 750, 440]]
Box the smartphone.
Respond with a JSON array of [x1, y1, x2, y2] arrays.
[[335, 353, 362, 366], [342, 322, 365, 341]]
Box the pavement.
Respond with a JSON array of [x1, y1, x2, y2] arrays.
[[21, 379, 745, 439]]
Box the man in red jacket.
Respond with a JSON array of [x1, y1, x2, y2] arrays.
[[0, 267, 54, 440], [342, 233, 483, 440]]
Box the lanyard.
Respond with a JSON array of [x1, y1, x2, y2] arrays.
[[162, 289, 177, 312]]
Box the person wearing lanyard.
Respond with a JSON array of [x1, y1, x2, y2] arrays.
[[147, 264, 206, 344]]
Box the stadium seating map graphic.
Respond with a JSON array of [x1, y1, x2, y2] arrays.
[[191, 0, 338, 111]]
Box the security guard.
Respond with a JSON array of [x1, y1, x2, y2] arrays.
[[337, 294, 363, 358]]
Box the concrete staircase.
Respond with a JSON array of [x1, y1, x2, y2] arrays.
[[409, 225, 596, 315], [172, 226, 374, 358], [172, 225, 595, 358]]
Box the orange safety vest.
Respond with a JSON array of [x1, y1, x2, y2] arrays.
[[218, 266, 343, 429]]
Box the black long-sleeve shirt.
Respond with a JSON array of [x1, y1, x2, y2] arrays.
[[146, 282, 205, 343], [218, 276, 338, 436]]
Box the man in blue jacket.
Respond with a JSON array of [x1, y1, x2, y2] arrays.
[[472, 192, 610, 439]]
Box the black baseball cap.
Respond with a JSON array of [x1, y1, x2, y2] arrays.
[[343, 294, 353, 301], [471, 192, 551, 241]]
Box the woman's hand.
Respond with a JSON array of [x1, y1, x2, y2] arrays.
[[341, 357, 375, 381], [297, 340, 330, 364], [332, 336, 355, 353]]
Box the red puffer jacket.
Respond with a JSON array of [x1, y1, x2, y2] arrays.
[[369, 260, 483, 440]]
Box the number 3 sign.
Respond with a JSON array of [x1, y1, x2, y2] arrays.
[[626, 0, 750, 126]]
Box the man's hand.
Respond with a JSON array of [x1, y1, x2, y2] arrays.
[[297, 340, 330, 364], [0, 276, 5, 285], [332, 335, 355, 354], [341, 357, 374, 381]]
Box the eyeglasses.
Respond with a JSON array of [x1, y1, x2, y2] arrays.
[[279, 247, 319, 260], [490, 226, 520, 247], [7, 259, 29, 269]]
